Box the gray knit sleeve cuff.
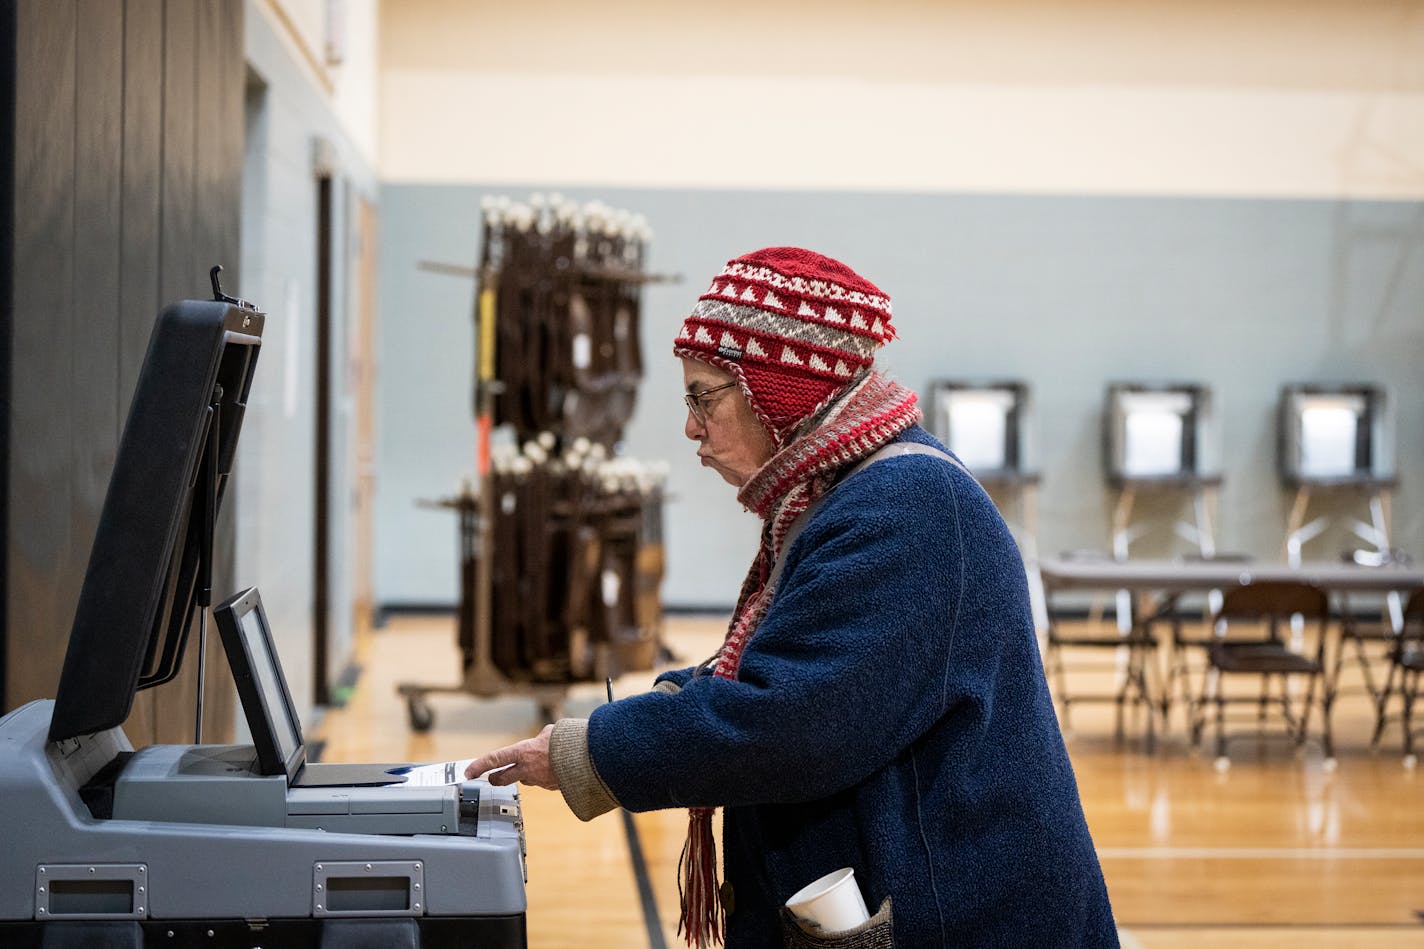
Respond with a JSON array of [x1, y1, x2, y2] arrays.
[[550, 718, 619, 822], [652, 679, 681, 694]]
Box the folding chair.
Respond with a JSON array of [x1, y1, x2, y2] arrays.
[[1194, 581, 1332, 770], [1369, 589, 1424, 765], [1337, 580, 1415, 710], [1044, 599, 1160, 750]]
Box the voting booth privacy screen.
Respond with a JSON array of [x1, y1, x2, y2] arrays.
[[928, 380, 1032, 478], [49, 300, 262, 743], [1104, 383, 1216, 483], [1278, 384, 1393, 484]]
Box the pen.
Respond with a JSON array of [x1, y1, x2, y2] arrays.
[[606, 676, 614, 704]]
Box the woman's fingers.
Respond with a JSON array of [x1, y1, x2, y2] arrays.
[[462, 725, 557, 789]]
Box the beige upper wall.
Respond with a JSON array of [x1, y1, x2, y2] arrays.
[[378, 0, 1424, 196], [260, 0, 381, 165]]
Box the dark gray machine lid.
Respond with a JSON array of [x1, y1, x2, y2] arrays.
[[49, 294, 263, 743]]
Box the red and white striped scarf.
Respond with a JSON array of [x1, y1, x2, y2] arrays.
[[678, 371, 922, 947]]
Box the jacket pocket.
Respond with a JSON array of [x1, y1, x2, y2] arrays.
[[781, 897, 893, 948]]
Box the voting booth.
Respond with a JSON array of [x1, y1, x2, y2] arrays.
[[926, 380, 1033, 483], [1277, 383, 1398, 569], [1103, 383, 1216, 484], [1278, 384, 1393, 485], [0, 280, 527, 947]]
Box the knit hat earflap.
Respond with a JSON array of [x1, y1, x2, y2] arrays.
[[673, 247, 897, 442]]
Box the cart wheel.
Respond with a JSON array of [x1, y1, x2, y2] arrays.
[[407, 695, 435, 733]]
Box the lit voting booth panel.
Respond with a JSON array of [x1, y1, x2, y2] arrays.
[[0, 283, 527, 947], [1278, 384, 1393, 485], [927, 381, 1033, 481], [1103, 383, 1217, 483]]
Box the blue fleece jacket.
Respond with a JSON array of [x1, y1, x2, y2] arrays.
[[587, 426, 1118, 947]]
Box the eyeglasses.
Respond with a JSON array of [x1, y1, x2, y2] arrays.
[[683, 380, 738, 424]]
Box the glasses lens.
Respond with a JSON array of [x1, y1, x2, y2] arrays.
[[684, 393, 705, 423], [684, 381, 735, 424]]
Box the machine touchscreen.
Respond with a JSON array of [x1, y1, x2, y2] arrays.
[[214, 587, 304, 779], [214, 586, 406, 787]]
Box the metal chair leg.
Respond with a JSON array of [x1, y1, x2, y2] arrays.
[[1046, 638, 1072, 730], [1402, 668, 1419, 764], [1371, 662, 1400, 748], [1212, 670, 1227, 762]]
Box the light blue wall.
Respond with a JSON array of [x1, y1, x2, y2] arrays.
[[377, 184, 1424, 609], [239, 2, 378, 721]]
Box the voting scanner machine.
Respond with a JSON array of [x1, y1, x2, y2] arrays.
[[0, 283, 527, 947]]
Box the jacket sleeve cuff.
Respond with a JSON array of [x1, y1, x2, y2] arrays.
[[550, 718, 619, 821], [652, 679, 681, 694]]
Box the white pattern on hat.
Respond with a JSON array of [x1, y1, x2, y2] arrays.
[[695, 326, 716, 345], [797, 300, 817, 318], [779, 346, 804, 366], [834, 359, 852, 377], [717, 261, 892, 314], [721, 283, 739, 298], [719, 330, 740, 350], [809, 354, 832, 373], [850, 311, 869, 331], [761, 290, 784, 310], [740, 286, 759, 303], [823, 305, 844, 325], [686, 300, 878, 361], [746, 337, 769, 358]]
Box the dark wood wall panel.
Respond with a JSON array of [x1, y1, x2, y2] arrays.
[[159, 0, 196, 304], [7, 0, 77, 708], [5, 0, 244, 745], [0, 1, 15, 711], [72, 0, 124, 621], [118, 0, 163, 408], [218, 0, 243, 270]]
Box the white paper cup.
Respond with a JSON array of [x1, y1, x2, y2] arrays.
[[785, 867, 870, 933]]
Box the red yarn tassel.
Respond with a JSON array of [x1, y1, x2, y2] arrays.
[[678, 806, 724, 947]]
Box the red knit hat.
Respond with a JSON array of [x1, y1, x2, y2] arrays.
[[673, 247, 897, 440]]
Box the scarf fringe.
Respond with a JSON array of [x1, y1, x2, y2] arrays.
[[678, 806, 724, 947]]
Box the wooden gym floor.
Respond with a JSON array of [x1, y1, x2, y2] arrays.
[[311, 614, 1424, 948]]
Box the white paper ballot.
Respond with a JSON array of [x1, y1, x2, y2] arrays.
[[388, 758, 478, 786]]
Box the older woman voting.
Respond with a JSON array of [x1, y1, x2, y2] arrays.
[[463, 247, 1117, 949]]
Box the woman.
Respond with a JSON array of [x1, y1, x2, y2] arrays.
[[465, 247, 1118, 948]]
